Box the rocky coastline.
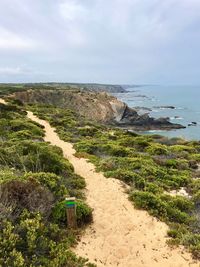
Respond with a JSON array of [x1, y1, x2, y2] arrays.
[[116, 105, 185, 130], [11, 89, 185, 131]]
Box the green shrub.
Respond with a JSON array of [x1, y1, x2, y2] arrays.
[[165, 159, 189, 169], [182, 233, 200, 258], [0, 212, 94, 267], [75, 141, 98, 154], [0, 220, 25, 267], [190, 154, 200, 161], [165, 205, 191, 224], [132, 136, 151, 150], [134, 177, 146, 190], [145, 183, 163, 194], [130, 191, 168, 219], [52, 200, 67, 223], [192, 190, 200, 204], [170, 145, 196, 154], [146, 143, 168, 155], [167, 223, 188, 239], [77, 126, 98, 137], [0, 168, 19, 183], [67, 174, 86, 190], [52, 200, 93, 227], [101, 144, 132, 157], [23, 172, 68, 198], [168, 196, 194, 212], [9, 119, 44, 136], [0, 141, 74, 175], [76, 200, 93, 227]]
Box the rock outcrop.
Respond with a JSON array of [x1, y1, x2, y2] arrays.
[[12, 89, 185, 131], [118, 106, 185, 130]]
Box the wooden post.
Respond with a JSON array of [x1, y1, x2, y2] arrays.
[[65, 197, 77, 229]]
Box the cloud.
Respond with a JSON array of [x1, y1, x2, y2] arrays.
[[59, 0, 88, 21], [0, 27, 38, 51], [0, 67, 23, 75], [0, 0, 200, 84]]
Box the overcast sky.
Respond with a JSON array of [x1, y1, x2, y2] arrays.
[[0, 0, 200, 84]]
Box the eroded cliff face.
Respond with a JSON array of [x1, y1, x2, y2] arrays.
[[13, 89, 127, 122], [12, 89, 185, 130]]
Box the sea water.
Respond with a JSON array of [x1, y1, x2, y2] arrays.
[[113, 85, 200, 141]]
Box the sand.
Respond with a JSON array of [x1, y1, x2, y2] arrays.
[[24, 110, 200, 267], [0, 98, 7, 105], [166, 187, 191, 198]]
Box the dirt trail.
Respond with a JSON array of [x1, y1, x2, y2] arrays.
[[0, 98, 7, 105], [23, 110, 199, 267]]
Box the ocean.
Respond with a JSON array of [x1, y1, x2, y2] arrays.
[[113, 85, 200, 141]]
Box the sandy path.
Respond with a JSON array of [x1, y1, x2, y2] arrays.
[[23, 111, 199, 267], [0, 98, 7, 105]]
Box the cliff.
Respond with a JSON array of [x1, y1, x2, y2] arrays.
[[12, 89, 185, 130], [25, 83, 126, 93]]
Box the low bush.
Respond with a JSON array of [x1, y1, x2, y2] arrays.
[[25, 100, 200, 259], [0, 141, 74, 175], [0, 212, 94, 267], [170, 145, 196, 154], [0, 179, 54, 221], [146, 143, 168, 155], [130, 191, 168, 219], [23, 172, 68, 198], [52, 200, 93, 227], [76, 200, 93, 227], [0, 103, 94, 266], [130, 191, 193, 224]]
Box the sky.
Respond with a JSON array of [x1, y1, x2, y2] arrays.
[[0, 0, 200, 84]]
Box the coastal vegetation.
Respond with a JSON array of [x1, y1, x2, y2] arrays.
[[0, 82, 125, 97], [0, 102, 93, 267], [26, 102, 200, 259]]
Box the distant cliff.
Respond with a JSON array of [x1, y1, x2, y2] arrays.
[[61, 83, 126, 93], [12, 89, 185, 131], [25, 83, 126, 93]]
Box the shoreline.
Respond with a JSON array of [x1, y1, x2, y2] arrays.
[[113, 86, 200, 141]]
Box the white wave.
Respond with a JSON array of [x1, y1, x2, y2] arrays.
[[147, 130, 166, 133], [176, 107, 186, 110], [170, 117, 184, 120]]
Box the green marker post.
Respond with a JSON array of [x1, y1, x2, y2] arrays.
[[65, 197, 77, 228]]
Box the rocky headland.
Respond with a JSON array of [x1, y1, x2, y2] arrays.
[[11, 89, 185, 131]]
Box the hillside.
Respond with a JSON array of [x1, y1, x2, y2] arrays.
[[0, 90, 200, 266]]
